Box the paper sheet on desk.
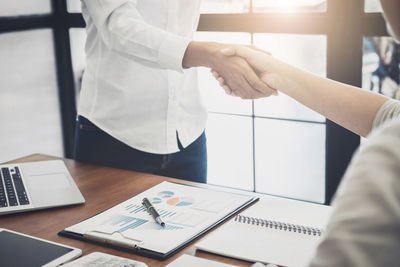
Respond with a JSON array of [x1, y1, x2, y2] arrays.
[[65, 181, 255, 254], [195, 196, 332, 267]]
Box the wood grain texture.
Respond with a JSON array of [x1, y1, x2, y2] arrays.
[[0, 154, 252, 266]]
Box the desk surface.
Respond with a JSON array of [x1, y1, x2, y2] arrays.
[[0, 154, 253, 267]]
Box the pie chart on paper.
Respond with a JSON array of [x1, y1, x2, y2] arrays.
[[157, 191, 174, 198], [167, 197, 195, 207]]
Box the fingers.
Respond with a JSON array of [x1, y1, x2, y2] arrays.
[[223, 85, 233, 95], [211, 69, 234, 95], [211, 54, 277, 99], [211, 69, 220, 79], [245, 45, 271, 56], [224, 60, 274, 99], [235, 75, 260, 99], [231, 46, 255, 61], [220, 47, 236, 56], [261, 73, 279, 94], [212, 61, 258, 99], [211, 59, 277, 99], [221, 45, 270, 58], [244, 67, 278, 97]]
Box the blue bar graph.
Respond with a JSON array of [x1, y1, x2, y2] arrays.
[[119, 218, 148, 232], [140, 223, 183, 230], [125, 204, 177, 218], [103, 215, 148, 232]]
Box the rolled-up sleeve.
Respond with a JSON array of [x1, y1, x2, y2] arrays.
[[83, 0, 191, 72], [372, 99, 400, 130]]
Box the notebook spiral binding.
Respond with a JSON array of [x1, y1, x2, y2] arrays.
[[235, 214, 323, 236]]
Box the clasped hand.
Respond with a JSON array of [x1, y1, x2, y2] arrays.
[[210, 45, 278, 99]]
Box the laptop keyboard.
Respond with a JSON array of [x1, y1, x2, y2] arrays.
[[0, 166, 30, 208]]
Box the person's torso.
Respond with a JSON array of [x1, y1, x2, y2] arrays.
[[78, 0, 207, 154]]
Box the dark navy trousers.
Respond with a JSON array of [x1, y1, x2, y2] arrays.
[[73, 116, 207, 183]]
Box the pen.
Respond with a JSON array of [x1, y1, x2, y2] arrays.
[[142, 197, 165, 227]]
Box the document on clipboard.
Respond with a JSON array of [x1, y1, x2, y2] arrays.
[[59, 181, 258, 260]]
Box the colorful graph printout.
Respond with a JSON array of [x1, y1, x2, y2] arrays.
[[63, 181, 256, 256], [167, 197, 195, 207]]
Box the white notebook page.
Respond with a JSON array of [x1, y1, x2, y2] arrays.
[[195, 196, 332, 267]]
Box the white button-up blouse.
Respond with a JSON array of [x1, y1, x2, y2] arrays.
[[78, 0, 207, 154]]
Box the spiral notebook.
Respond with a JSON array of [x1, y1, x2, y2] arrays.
[[195, 196, 332, 267]]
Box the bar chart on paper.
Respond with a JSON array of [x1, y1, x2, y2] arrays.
[[123, 203, 207, 228], [89, 186, 247, 237], [104, 215, 148, 232], [125, 204, 177, 218], [121, 189, 232, 229]]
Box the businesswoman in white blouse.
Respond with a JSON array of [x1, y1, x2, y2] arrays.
[[74, 0, 276, 183]]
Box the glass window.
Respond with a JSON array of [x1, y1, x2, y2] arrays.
[[362, 37, 400, 99], [69, 28, 87, 99], [200, 0, 249, 14], [194, 31, 252, 116], [254, 118, 325, 203], [206, 114, 254, 191], [0, 0, 51, 16], [0, 30, 63, 162], [253, 33, 326, 122], [67, 0, 82, 13], [253, 0, 326, 13], [364, 0, 382, 13]]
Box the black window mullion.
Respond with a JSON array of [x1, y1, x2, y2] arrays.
[[0, 15, 53, 34], [324, 0, 363, 204], [51, 0, 77, 158]]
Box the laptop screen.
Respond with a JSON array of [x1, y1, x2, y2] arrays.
[[0, 230, 73, 266]]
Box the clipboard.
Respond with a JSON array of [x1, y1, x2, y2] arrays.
[[59, 181, 258, 260]]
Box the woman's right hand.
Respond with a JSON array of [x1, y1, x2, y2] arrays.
[[212, 45, 281, 97]]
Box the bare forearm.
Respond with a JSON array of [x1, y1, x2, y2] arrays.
[[270, 59, 389, 136], [182, 41, 220, 68]]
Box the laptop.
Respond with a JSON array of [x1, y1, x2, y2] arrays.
[[0, 160, 85, 215]]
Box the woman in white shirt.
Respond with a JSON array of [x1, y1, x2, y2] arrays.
[[214, 0, 400, 265], [75, 0, 275, 183]]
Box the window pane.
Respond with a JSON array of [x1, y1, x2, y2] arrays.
[[200, 0, 249, 14], [362, 37, 400, 99], [0, 0, 51, 16], [194, 31, 252, 115], [253, 0, 326, 13], [67, 0, 82, 13], [364, 0, 382, 13], [206, 114, 254, 191], [0, 30, 63, 162], [253, 33, 326, 122], [255, 119, 325, 203], [69, 28, 87, 99]]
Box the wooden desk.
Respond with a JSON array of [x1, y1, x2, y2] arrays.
[[0, 154, 252, 266]]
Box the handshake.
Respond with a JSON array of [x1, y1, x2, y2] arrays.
[[183, 42, 283, 99]]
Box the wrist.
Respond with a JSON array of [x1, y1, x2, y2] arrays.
[[182, 41, 223, 69]]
